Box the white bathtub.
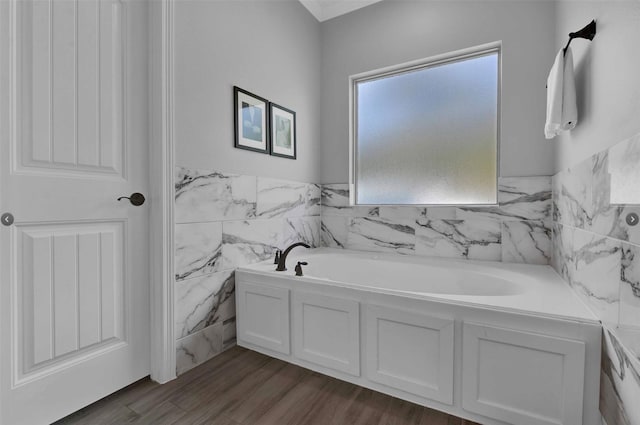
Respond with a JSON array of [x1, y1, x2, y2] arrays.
[[243, 248, 598, 322], [236, 248, 602, 425], [298, 251, 527, 296]]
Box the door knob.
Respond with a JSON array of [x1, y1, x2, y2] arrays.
[[1, 212, 14, 226], [117, 193, 145, 206]]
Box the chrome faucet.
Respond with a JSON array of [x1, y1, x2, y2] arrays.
[[276, 242, 310, 271]]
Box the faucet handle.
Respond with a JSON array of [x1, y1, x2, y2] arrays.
[[274, 249, 282, 264], [295, 261, 308, 277]]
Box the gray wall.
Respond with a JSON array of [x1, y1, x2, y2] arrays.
[[553, 1, 640, 172], [173, 0, 640, 183], [174, 0, 322, 183], [319, 0, 557, 183]]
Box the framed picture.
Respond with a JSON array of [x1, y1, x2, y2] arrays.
[[270, 103, 296, 159], [234, 86, 269, 154]]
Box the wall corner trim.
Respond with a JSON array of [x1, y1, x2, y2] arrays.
[[149, 0, 176, 384]]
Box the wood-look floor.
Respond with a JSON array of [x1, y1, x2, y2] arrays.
[[55, 346, 480, 425]]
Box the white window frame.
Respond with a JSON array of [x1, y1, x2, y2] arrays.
[[348, 41, 502, 206]]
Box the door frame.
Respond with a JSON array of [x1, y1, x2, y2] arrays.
[[149, 0, 176, 383]]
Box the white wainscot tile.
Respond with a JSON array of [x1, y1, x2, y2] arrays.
[[321, 216, 348, 248], [455, 206, 503, 221], [283, 216, 322, 247], [175, 270, 234, 339], [351, 206, 380, 217], [256, 178, 320, 218], [497, 176, 551, 220], [309, 184, 321, 216], [553, 159, 592, 228], [175, 222, 222, 281], [376, 206, 455, 221], [321, 184, 349, 209], [609, 132, 640, 205], [590, 198, 630, 242], [347, 217, 415, 254], [175, 167, 256, 223], [425, 207, 457, 219], [321, 184, 378, 217], [611, 206, 640, 246], [223, 318, 237, 350], [501, 220, 551, 265], [552, 173, 560, 221], [455, 176, 551, 222], [601, 328, 640, 425], [615, 328, 640, 365], [217, 273, 236, 324], [378, 206, 427, 220], [590, 151, 615, 234], [588, 151, 640, 243], [551, 223, 574, 283], [620, 243, 640, 329], [176, 323, 223, 375], [415, 219, 501, 261], [222, 219, 283, 269], [572, 229, 621, 325]]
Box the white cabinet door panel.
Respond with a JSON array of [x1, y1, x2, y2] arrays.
[[293, 292, 360, 376], [462, 322, 585, 425], [366, 305, 454, 404], [237, 282, 290, 354]]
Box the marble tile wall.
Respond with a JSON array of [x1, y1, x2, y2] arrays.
[[174, 167, 321, 374], [551, 133, 640, 424], [321, 176, 552, 265], [601, 328, 640, 425]]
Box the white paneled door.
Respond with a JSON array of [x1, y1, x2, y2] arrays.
[[0, 1, 150, 424]]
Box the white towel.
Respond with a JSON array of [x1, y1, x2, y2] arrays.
[[545, 47, 578, 139]]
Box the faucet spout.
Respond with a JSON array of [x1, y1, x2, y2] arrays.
[[276, 242, 310, 271]]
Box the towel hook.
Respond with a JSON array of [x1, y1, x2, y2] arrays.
[[563, 20, 597, 55]]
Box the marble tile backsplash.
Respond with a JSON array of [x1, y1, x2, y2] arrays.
[[551, 132, 640, 424], [321, 176, 552, 265], [174, 166, 321, 374]]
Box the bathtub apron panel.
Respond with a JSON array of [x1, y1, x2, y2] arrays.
[[462, 322, 586, 425], [292, 292, 360, 376], [365, 305, 455, 405], [237, 282, 290, 355]]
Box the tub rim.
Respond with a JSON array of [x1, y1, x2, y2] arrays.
[[237, 248, 600, 325]]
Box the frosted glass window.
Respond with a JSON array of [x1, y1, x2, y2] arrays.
[[351, 46, 499, 205]]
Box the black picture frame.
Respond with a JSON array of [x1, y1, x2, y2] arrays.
[[233, 86, 270, 154], [269, 103, 296, 159]]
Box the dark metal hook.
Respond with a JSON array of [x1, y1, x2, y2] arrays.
[[563, 20, 596, 54]]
